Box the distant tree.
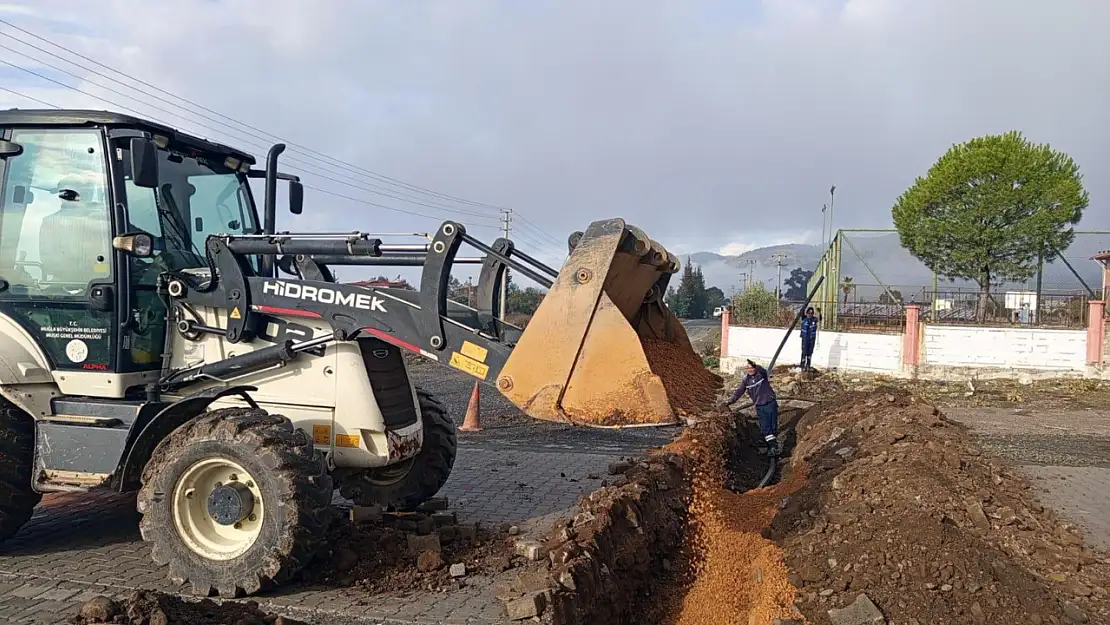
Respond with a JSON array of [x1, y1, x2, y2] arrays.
[[783, 267, 814, 300], [665, 284, 690, 318], [730, 282, 779, 326], [507, 285, 545, 315], [840, 276, 856, 303], [878, 289, 904, 305], [892, 130, 1088, 321], [448, 276, 469, 305], [671, 261, 710, 318], [705, 286, 727, 312]]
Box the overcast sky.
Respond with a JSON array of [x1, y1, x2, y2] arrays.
[[1, 0, 1108, 280]]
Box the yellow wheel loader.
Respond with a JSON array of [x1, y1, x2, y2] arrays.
[[0, 110, 699, 596]]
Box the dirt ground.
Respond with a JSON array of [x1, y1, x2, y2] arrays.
[[72, 590, 308, 625], [636, 367, 1110, 625], [299, 505, 519, 597], [774, 388, 1110, 624]]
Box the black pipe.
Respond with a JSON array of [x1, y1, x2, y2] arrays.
[[262, 143, 287, 277], [460, 233, 555, 288], [767, 275, 826, 376], [226, 238, 382, 256], [163, 340, 297, 388], [507, 247, 559, 279], [308, 255, 484, 266]]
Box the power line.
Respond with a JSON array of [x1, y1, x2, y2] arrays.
[[0, 84, 56, 107], [0, 45, 499, 222], [0, 80, 500, 230], [0, 23, 572, 257], [0, 17, 519, 215]]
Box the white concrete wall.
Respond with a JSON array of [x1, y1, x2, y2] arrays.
[[723, 326, 903, 374], [922, 325, 1087, 372]]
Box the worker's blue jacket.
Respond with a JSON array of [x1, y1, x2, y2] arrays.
[[728, 364, 776, 407], [800, 316, 818, 340]]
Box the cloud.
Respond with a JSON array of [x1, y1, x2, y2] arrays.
[[0, 0, 1107, 284]]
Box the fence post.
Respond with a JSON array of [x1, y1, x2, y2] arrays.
[[1086, 300, 1105, 365], [720, 308, 731, 359], [903, 305, 922, 372]]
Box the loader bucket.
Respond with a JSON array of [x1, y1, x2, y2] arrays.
[[497, 218, 717, 426]]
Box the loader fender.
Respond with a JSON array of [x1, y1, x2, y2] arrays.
[[0, 314, 56, 418], [116, 385, 259, 491]]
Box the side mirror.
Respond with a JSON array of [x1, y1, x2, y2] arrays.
[[0, 139, 23, 158], [289, 181, 304, 215], [113, 232, 154, 258], [130, 137, 159, 188]]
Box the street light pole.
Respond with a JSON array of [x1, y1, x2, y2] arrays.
[[821, 204, 828, 249], [828, 185, 836, 244]]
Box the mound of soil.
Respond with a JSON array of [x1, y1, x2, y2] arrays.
[[643, 338, 724, 415], [72, 590, 305, 625], [772, 388, 1110, 625], [300, 507, 518, 596]]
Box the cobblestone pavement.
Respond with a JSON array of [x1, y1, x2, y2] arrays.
[[0, 370, 678, 625], [944, 406, 1110, 554]]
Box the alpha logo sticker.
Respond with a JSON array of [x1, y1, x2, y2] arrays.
[[262, 281, 387, 313]]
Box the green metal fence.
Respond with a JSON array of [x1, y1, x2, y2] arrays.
[[811, 229, 1108, 330]]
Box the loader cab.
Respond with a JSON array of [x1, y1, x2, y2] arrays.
[[0, 111, 263, 383]]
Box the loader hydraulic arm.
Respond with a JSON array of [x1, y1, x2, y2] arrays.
[[159, 217, 698, 426], [160, 222, 553, 391]]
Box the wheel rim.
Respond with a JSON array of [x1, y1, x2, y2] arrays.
[[365, 458, 415, 486], [171, 457, 264, 561]]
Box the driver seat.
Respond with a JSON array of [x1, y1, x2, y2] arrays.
[[39, 177, 112, 287]]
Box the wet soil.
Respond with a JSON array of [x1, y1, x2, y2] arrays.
[[300, 507, 519, 598], [772, 388, 1110, 625], [72, 590, 306, 625], [636, 382, 1110, 625], [642, 338, 724, 416]]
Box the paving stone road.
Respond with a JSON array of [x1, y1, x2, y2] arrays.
[[0, 366, 677, 624]]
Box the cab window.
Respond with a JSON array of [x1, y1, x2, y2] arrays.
[[0, 129, 111, 296], [120, 145, 259, 277]]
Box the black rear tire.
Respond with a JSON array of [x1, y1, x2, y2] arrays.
[[136, 407, 332, 596], [0, 400, 41, 540], [338, 387, 457, 511]]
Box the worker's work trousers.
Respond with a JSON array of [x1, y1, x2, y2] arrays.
[[755, 401, 779, 448], [800, 336, 816, 370]]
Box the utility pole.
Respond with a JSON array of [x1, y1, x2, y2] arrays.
[[746, 259, 758, 289], [770, 252, 788, 298], [499, 209, 512, 318]]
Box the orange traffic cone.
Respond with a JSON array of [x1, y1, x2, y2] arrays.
[[458, 380, 482, 432]]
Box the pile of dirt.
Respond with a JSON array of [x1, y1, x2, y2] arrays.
[[771, 388, 1110, 624], [642, 338, 724, 415], [72, 590, 305, 625], [493, 452, 691, 624], [301, 504, 518, 596]]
